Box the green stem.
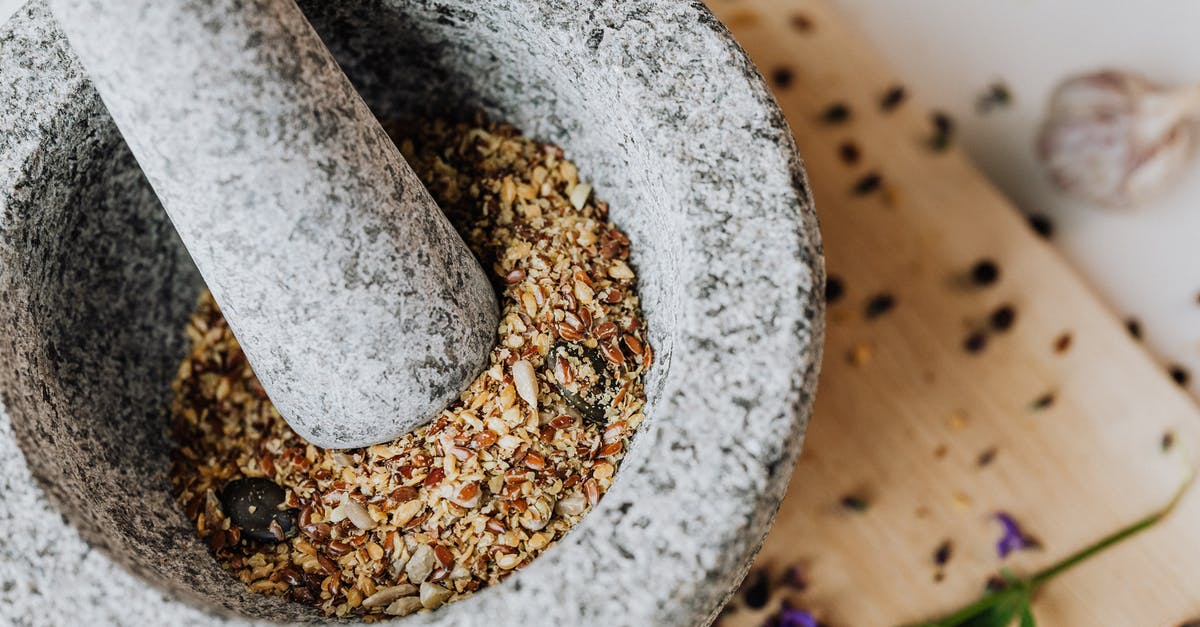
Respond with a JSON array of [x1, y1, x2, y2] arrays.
[[902, 590, 1018, 627], [1030, 466, 1195, 588]]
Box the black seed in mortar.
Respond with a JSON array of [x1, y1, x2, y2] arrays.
[[220, 478, 298, 543], [548, 342, 619, 426]]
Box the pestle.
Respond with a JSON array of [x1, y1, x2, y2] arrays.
[[46, 0, 499, 449]]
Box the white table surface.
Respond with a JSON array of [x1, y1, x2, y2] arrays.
[[4, 0, 1197, 393]]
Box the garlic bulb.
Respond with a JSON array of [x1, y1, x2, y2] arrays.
[[1037, 70, 1200, 207]]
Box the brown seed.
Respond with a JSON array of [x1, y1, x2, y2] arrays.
[[595, 321, 619, 340], [260, 452, 275, 476], [316, 553, 339, 575], [554, 355, 575, 385], [327, 540, 353, 557], [276, 566, 305, 587], [525, 452, 546, 470], [622, 334, 644, 356], [485, 517, 506, 534], [471, 430, 499, 449], [584, 478, 600, 506], [424, 468, 446, 487], [433, 544, 455, 568], [556, 322, 583, 341], [301, 522, 331, 542], [503, 268, 526, 285], [597, 441, 622, 458], [605, 288, 623, 304], [457, 482, 480, 502], [550, 414, 574, 429], [599, 341, 625, 366]]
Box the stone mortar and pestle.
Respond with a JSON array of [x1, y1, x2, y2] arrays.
[[0, 0, 824, 624]]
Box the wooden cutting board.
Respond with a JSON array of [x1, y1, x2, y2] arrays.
[[706, 1, 1200, 625]]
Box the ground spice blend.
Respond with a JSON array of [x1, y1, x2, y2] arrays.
[[169, 118, 651, 618]]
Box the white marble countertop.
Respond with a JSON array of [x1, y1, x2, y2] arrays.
[[7, 0, 1194, 394]]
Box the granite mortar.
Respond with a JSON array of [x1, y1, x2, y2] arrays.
[[0, 1, 824, 625]]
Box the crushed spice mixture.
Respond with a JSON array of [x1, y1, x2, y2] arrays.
[[169, 118, 651, 618]]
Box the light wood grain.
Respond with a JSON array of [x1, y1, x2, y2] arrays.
[[706, 1, 1200, 625]]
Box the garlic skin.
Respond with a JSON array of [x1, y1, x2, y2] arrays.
[[1037, 70, 1200, 207]]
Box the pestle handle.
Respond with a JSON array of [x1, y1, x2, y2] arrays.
[[47, 0, 499, 449]]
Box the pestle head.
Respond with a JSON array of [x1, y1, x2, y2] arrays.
[[47, 0, 499, 448]]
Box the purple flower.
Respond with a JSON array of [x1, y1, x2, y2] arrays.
[[994, 512, 1038, 558], [763, 602, 818, 627], [778, 607, 818, 627]]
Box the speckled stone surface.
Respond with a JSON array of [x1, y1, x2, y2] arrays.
[[46, 0, 499, 449], [0, 0, 823, 625]]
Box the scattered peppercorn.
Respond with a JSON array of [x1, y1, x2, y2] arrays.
[[977, 447, 998, 467], [1169, 365, 1190, 387], [840, 495, 869, 512], [825, 275, 845, 304], [1031, 391, 1056, 410], [821, 102, 851, 124], [852, 172, 882, 195], [1054, 332, 1073, 354], [928, 111, 954, 151], [934, 540, 953, 566], [864, 292, 896, 319], [1126, 317, 1143, 340], [881, 85, 907, 111], [963, 331, 987, 354], [1162, 431, 1176, 452], [970, 259, 1000, 286], [781, 564, 808, 591], [838, 141, 860, 165], [772, 67, 794, 89], [790, 13, 813, 32], [1027, 213, 1054, 239], [977, 81, 1013, 113], [989, 305, 1016, 332], [742, 568, 771, 609]]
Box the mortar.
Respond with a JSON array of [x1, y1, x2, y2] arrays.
[[0, 1, 823, 625]]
